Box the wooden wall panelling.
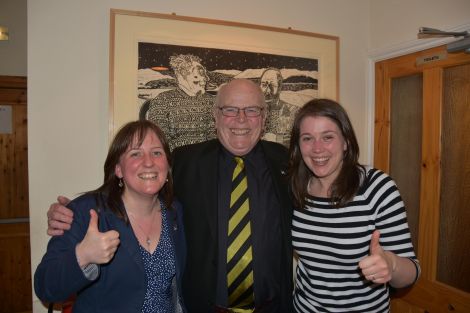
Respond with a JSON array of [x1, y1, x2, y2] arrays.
[[0, 76, 31, 313]]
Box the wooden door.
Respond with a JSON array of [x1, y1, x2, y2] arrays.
[[375, 46, 470, 312], [0, 76, 32, 313]]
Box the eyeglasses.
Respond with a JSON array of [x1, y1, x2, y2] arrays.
[[218, 106, 264, 117]]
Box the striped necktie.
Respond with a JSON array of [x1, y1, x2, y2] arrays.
[[227, 157, 255, 311]]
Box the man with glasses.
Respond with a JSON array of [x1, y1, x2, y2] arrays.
[[46, 79, 294, 312], [174, 79, 293, 312]]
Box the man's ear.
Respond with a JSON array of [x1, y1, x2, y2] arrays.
[[213, 107, 219, 124]]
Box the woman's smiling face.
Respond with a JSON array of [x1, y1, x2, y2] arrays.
[[115, 131, 169, 199], [299, 115, 347, 185]]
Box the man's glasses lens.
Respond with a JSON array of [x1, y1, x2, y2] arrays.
[[219, 107, 263, 117]]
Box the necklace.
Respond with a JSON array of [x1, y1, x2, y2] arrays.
[[128, 203, 159, 248]]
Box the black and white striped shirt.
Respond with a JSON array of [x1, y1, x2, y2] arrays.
[[292, 167, 419, 313]]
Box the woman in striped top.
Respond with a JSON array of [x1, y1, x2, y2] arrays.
[[288, 99, 420, 312]]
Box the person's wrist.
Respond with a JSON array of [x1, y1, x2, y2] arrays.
[[384, 251, 397, 273], [75, 243, 89, 268], [75, 243, 99, 280]]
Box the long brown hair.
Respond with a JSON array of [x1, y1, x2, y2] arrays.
[[92, 120, 174, 222], [288, 98, 365, 208]]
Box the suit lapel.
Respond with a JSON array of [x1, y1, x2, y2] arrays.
[[260, 141, 289, 207], [198, 141, 220, 241]]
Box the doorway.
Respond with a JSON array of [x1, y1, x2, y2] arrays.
[[375, 46, 470, 312], [0, 75, 31, 313]]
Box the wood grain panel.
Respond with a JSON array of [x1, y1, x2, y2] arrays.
[[0, 87, 27, 104], [0, 76, 31, 313], [395, 279, 470, 313], [381, 46, 470, 78], [418, 67, 442, 280], [0, 78, 28, 219], [437, 63, 470, 293], [0, 76, 27, 89], [375, 46, 470, 312], [391, 297, 426, 313], [374, 62, 391, 171], [0, 223, 32, 313]]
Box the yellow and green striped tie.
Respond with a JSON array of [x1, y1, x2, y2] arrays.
[[227, 157, 255, 311]]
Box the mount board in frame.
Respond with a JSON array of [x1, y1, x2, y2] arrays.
[[110, 9, 338, 149]]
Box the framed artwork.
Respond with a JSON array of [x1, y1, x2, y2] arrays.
[[110, 9, 339, 149]]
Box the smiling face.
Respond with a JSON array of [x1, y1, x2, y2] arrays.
[[214, 79, 266, 156], [299, 115, 347, 188], [115, 131, 169, 200]]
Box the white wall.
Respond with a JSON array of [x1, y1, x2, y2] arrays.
[[26, 0, 470, 312], [370, 0, 470, 52], [28, 1, 369, 311], [0, 0, 27, 76]]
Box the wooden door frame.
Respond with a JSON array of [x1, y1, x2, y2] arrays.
[[374, 46, 470, 312], [0, 75, 31, 313]]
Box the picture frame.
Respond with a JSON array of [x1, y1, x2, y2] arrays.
[[109, 9, 339, 148]]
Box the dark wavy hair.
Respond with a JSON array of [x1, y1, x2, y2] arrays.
[[288, 98, 365, 208], [91, 120, 174, 222]]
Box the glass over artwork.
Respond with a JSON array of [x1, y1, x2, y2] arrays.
[[137, 43, 319, 149]]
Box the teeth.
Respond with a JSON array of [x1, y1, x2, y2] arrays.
[[138, 173, 158, 180], [312, 157, 329, 165], [231, 129, 250, 135]]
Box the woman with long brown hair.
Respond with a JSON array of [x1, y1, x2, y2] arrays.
[[35, 120, 186, 313], [288, 99, 420, 313]]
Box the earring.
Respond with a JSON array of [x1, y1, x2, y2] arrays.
[[166, 168, 172, 183], [118, 177, 123, 188]]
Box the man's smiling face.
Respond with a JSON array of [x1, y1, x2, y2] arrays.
[[214, 79, 267, 156]]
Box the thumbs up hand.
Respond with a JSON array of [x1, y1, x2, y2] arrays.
[[75, 210, 120, 267], [358, 230, 396, 284]]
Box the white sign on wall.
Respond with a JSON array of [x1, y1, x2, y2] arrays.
[[0, 105, 13, 134]]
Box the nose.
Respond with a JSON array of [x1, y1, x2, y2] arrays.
[[143, 153, 153, 166], [312, 140, 323, 152], [236, 109, 247, 121]]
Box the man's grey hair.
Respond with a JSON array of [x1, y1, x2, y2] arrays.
[[214, 79, 267, 109]]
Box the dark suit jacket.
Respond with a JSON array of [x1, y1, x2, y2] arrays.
[[34, 193, 186, 313], [173, 139, 293, 313]]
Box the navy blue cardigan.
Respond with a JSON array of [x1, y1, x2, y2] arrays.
[[34, 193, 186, 313]]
